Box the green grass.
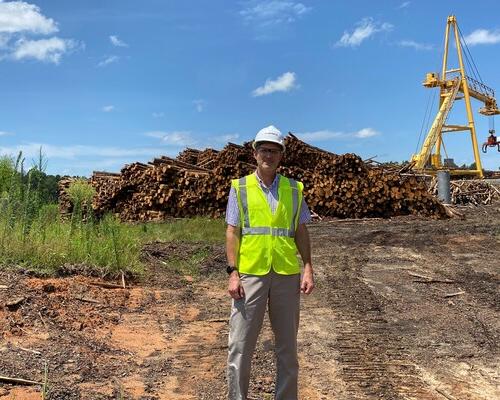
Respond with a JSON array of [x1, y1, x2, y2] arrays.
[[42, 361, 50, 400], [0, 212, 225, 277], [134, 217, 225, 243], [0, 151, 225, 277], [165, 245, 213, 276]]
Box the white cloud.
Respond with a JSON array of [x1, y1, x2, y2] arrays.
[[0, 142, 185, 176], [0, 33, 9, 48], [297, 130, 343, 141], [0, 2, 80, 64], [102, 105, 115, 112], [463, 29, 500, 46], [397, 1, 411, 9], [240, 1, 311, 26], [0, 1, 57, 35], [193, 99, 206, 112], [145, 131, 197, 147], [354, 128, 379, 138], [252, 71, 298, 97], [216, 133, 240, 143], [109, 35, 127, 47], [12, 37, 77, 63], [0, 143, 162, 160], [0, 130, 13, 136], [98, 55, 119, 67], [298, 128, 380, 142], [335, 18, 393, 48], [152, 112, 165, 118], [398, 40, 433, 51]]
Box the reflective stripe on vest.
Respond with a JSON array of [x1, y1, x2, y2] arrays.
[[241, 226, 295, 237], [289, 178, 299, 233], [238, 177, 250, 228]]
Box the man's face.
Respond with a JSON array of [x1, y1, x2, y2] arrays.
[[253, 142, 283, 172]]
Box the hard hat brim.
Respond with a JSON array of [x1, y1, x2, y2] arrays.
[[252, 140, 285, 151]]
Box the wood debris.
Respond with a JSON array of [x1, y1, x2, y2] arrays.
[[443, 291, 465, 298], [429, 178, 500, 206], [0, 375, 41, 386], [5, 296, 26, 310], [435, 387, 458, 400], [408, 272, 455, 284], [17, 346, 42, 355], [88, 281, 126, 290], [74, 296, 100, 304]]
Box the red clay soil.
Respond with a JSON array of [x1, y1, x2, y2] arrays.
[[0, 207, 499, 399]]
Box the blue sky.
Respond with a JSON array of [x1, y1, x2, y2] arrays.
[[0, 0, 499, 176]]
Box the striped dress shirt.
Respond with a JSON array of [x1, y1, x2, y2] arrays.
[[225, 173, 312, 227]]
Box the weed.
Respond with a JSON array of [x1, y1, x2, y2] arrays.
[[113, 380, 125, 400], [41, 361, 50, 400]]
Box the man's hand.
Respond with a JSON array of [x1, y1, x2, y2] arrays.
[[295, 223, 314, 295], [301, 266, 314, 295], [228, 271, 245, 299]]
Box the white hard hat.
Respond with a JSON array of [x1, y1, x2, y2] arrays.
[[253, 125, 285, 150]]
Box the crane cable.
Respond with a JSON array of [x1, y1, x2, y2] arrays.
[[458, 24, 484, 85], [416, 89, 436, 154], [416, 34, 444, 155], [459, 24, 496, 145], [441, 134, 450, 161]]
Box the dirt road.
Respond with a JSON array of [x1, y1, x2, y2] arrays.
[[1, 208, 499, 399]]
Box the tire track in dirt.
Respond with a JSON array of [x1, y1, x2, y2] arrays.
[[308, 215, 500, 400], [324, 264, 437, 400]]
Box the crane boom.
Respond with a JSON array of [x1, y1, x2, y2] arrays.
[[468, 82, 500, 117], [413, 79, 460, 170]]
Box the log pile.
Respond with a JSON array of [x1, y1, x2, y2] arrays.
[[59, 133, 448, 221], [280, 134, 444, 218]]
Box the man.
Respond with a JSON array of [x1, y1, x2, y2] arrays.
[[225, 125, 314, 400]]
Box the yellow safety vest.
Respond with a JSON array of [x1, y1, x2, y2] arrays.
[[232, 173, 303, 275]]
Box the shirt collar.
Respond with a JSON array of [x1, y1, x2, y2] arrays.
[[254, 171, 280, 190]]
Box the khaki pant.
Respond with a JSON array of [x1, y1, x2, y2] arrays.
[[227, 270, 300, 400]]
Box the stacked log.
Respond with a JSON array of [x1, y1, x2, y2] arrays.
[[90, 171, 122, 216], [58, 134, 448, 221], [177, 148, 201, 165], [58, 177, 75, 217], [215, 143, 255, 166], [196, 148, 220, 169]]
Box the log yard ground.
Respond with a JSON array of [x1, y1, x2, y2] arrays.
[[0, 205, 498, 400]]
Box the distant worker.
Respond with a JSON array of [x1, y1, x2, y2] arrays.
[[225, 125, 315, 400]]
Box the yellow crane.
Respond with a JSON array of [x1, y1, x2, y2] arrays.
[[410, 15, 500, 178]]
